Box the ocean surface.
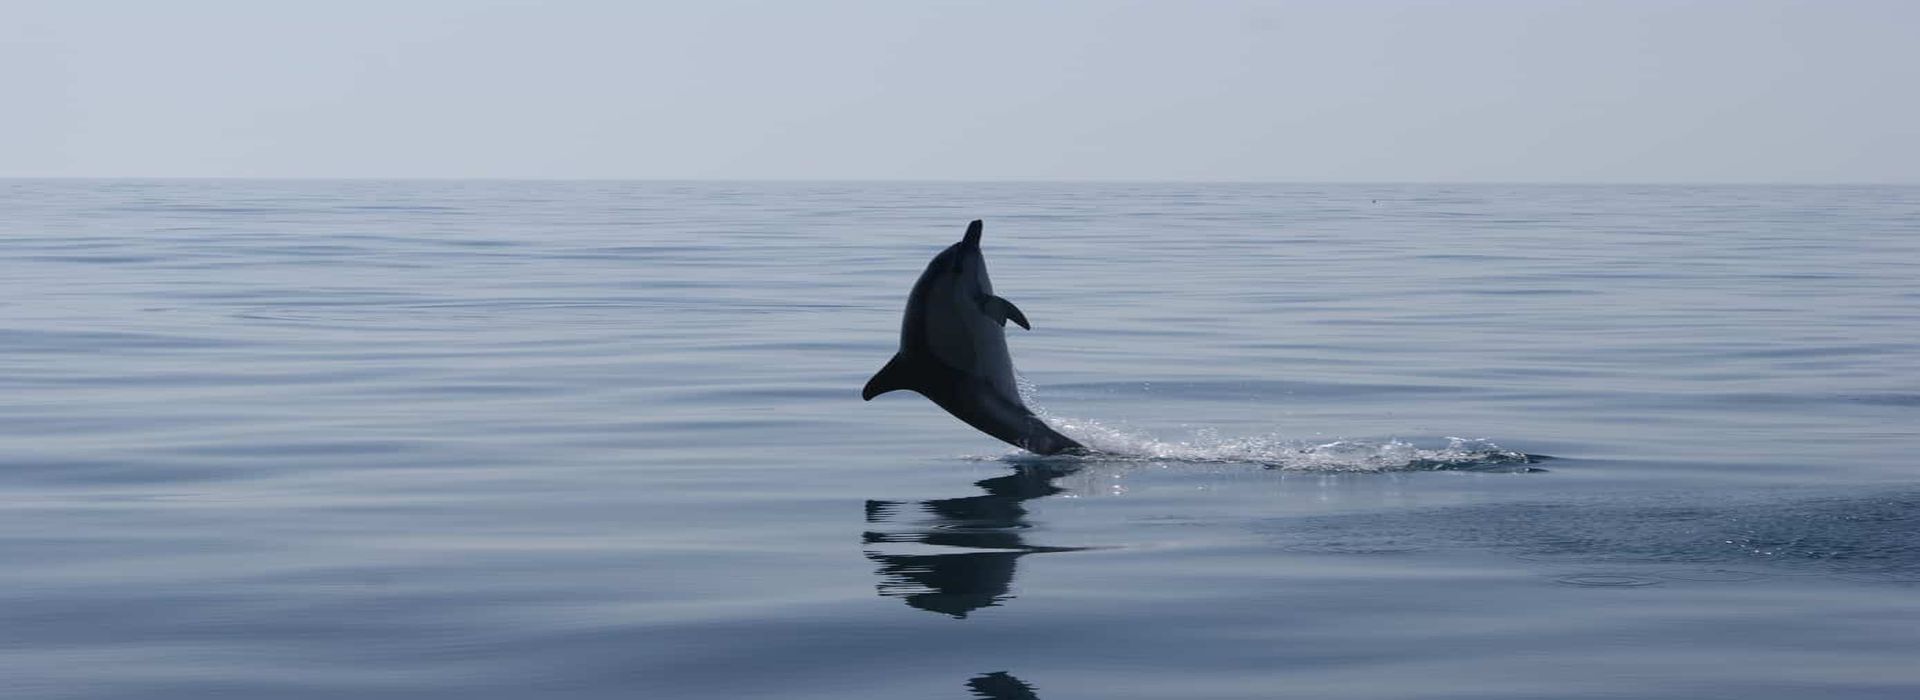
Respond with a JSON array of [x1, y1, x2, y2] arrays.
[[2, 180, 1917, 699]]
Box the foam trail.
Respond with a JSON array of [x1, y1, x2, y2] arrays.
[[1009, 376, 1538, 473]]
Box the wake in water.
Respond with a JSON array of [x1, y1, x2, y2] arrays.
[[1003, 420, 1538, 473], [1002, 377, 1542, 473]]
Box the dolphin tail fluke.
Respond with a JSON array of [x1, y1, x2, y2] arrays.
[[863, 352, 925, 401], [1017, 417, 1086, 456]]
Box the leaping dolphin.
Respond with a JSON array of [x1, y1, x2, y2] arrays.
[[863, 220, 1085, 456]]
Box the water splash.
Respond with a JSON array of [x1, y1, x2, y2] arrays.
[[1055, 419, 1534, 472], [1010, 376, 1539, 473]]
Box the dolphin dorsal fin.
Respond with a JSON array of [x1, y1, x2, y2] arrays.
[[979, 295, 1031, 330], [862, 352, 930, 400]]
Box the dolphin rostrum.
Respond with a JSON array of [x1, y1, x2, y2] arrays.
[[862, 220, 1085, 456]]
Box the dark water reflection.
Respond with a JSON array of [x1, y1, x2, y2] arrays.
[[966, 671, 1043, 700], [864, 466, 1086, 618]]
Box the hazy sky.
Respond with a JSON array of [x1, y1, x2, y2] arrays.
[[5, 0, 1917, 181]]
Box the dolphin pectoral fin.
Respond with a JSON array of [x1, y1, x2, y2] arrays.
[[863, 352, 928, 400], [980, 295, 1031, 330]]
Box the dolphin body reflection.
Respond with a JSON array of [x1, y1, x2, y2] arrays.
[[865, 466, 1083, 617], [862, 220, 1085, 455], [967, 672, 1043, 700]]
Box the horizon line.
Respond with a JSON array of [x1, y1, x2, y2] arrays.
[[4, 176, 1917, 187]]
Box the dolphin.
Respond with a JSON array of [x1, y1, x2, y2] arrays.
[[862, 220, 1085, 456]]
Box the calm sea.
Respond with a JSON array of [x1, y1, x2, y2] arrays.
[[2, 180, 1917, 699]]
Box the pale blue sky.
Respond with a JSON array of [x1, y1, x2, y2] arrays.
[[5, 0, 1916, 181]]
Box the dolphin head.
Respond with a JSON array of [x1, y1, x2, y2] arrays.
[[961, 219, 982, 249], [929, 219, 992, 294]]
